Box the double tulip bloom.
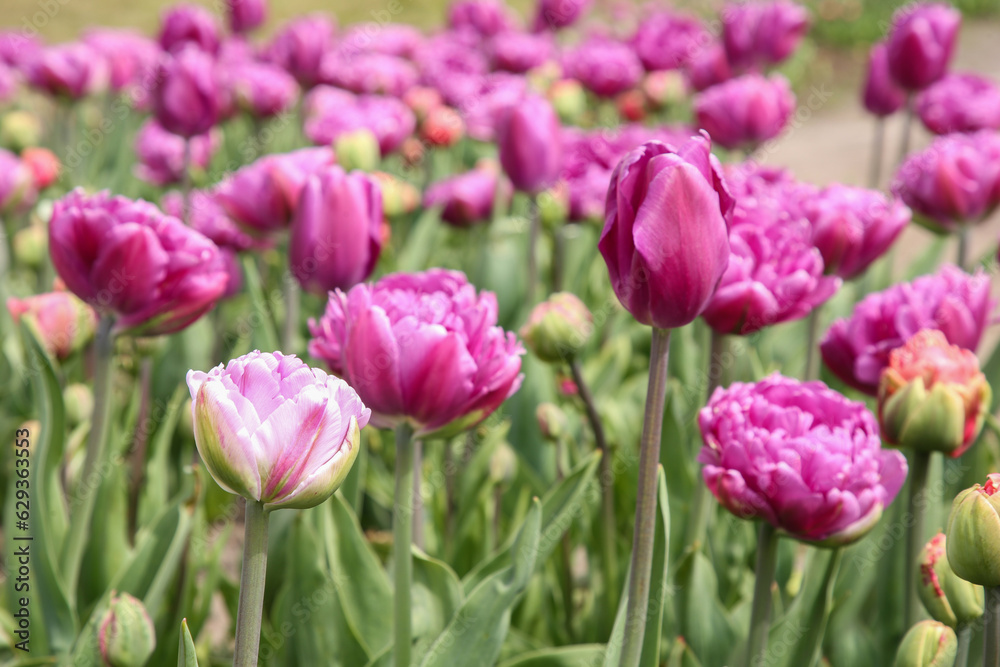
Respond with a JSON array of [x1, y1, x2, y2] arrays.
[[863, 42, 906, 117], [565, 37, 643, 99], [228, 0, 267, 34], [424, 165, 509, 227], [153, 46, 222, 138], [694, 73, 796, 152], [447, 0, 512, 37], [320, 53, 418, 98], [48, 189, 229, 336], [187, 351, 370, 510], [83, 29, 160, 95], [490, 32, 554, 74], [886, 2, 961, 91], [916, 73, 1000, 135], [225, 62, 299, 119], [263, 15, 335, 88], [158, 4, 220, 55], [304, 88, 416, 156], [26, 42, 108, 99], [631, 10, 707, 72], [531, 0, 589, 31], [721, 0, 809, 71], [496, 94, 562, 195], [134, 119, 219, 187], [308, 269, 524, 438], [698, 374, 908, 545]]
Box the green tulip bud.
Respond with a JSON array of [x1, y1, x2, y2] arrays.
[[0, 111, 42, 152], [99, 592, 156, 667], [372, 171, 419, 218], [12, 224, 47, 268], [537, 182, 570, 230], [893, 621, 957, 667], [946, 473, 1000, 587], [334, 129, 380, 173], [63, 383, 94, 427], [536, 402, 567, 442], [548, 79, 587, 125], [519, 292, 593, 364], [489, 442, 518, 485], [917, 533, 984, 627]]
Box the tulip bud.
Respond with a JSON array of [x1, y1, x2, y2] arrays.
[[892, 621, 957, 667], [98, 592, 156, 667], [334, 129, 381, 173], [0, 111, 42, 152], [7, 291, 97, 360], [520, 292, 592, 363], [497, 93, 562, 194], [489, 442, 518, 485], [64, 383, 94, 427], [548, 79, 587, 125], [643, 70, 688, 110], [946, 474, 1000, 587], [402, 86, 443, 123], [537, 182, 570, 230], [917, 533, 984, 628], [371, 171, 419, 218], [616, 89, 646, 122], [878, 330, 991, 458], [21, 148, 60, 191], [12, 224, 47, 268], [421, 106, 464, 148], [536, 402, 567, 442]]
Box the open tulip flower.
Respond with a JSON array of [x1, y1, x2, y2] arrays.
[[720, 0, 809, 71], [694, 73, 796, 152], [917, 73, 1000, 135]]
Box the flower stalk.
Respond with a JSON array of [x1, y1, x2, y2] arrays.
[[233, 500, 270, 667], [746, 522, 780, 667], [394, 422, 415, 667]]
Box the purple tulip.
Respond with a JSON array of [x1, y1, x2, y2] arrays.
[[48, 189, 229, 336], [263, 14, 335, 88], [599, 134, 733, 329], [0, 63, 16, 105], [84, 29, 161, 95], [289, 166, 383, 294], [490, 32, 554, 74], [721, 0, 809, 71], [319, 53, 417, 97], [886, 2, 961, 91], [425, 166, 510, 227], [153, 47, 221, 138], [805, 185, 911, 280], [162, 189, 260, 253], [685, 41, 733, 92], [158, 4, 220, 55], [447, 0, 513, 37], [891, 131, 1000, 233], [225, 61, 298, 118], [565, 36, 643, 98], [496, 94, 562, 194], [917, 73, 1000, 135], [862, 42, 906, 117], [26, 42, 108, 99], [338, 24, 424, 60], [532, 0, 589, 30], [820, 264, 994, 395], [213, 147, 335, 236], [695, 73, 795, 151], [308, 269, 524, 437], [134, 119, 218, 187], [0, 32, 41, 69], [187, 351, 370, 510], [632, 10, 708, 72], [451, 73, 527, 142], [0, 149, 36, 214], [227, 0, 267, 34], [304, 88, 415, 156], [698, 374, 907, 545]]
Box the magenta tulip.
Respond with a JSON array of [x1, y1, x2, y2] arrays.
[[228, 0, 267, 34], [304, 88, 415, 156], [48, 189, 229, 336], [162, 190, 260, 253], [863, 42, 906, 117], [84, 29, 160, 95], [225, 61, 299, 118], [153, 46, 221, 138], [319, 53, 417, 97], [134, 119, 219, 187], [632, 10, 708, 72], [158, 4, 220, 55], [917, 73, 1000, 135], [699, 374, 907, 545], [26, 42, 108, 99], [7, 290, 97, 360], [308, 269, 524, 438], [490, 32, 554, 74], [496, 94, 562, 194], [695, 73, 795, 151], [338, 24, 424, 60], [0, 32, 41, 69], [263, 15, 335, 88], [424, 165, 510, 227], [886, 2, 961, 91], [685, 41, 733, 92], [289, 166, 383, 294], [531, 0, 589, 30], [721, 0, 809, 71], [447, 0, 512, 37], [565, 37, 643, 98]]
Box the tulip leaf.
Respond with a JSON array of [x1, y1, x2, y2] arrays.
[[397, 204, 445, 272], [178, 618, 199, 667], [903, 236, 948, 282], [412, 547, 464, 663], [462, 450, 600, 595], [419, 498, 543, 667], [496, 645, 607, 667], [240, 254, 280, 353], [78, 460, 131, 615], [666, 638, 704, 667], [674, 547, 740, 667], [138, 384, 188, 529]]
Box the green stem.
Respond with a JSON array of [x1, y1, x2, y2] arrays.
[[233, 500, 270, 667], [527, 196, 541, 306], [619, 328, 671, 667], [958, 227, 970, 272], [897, 95, 914, 166], [810, 548, 843, 664], [954, 623, 971, 667], [181, 138, 192, 225], [746, 522, 780, 667], [555, 436, 575, 642], [412, 439, 424, 551], [804, 307, 822, 381], [282, 274, 299, 353], [905, 450, 931, 628], [868, 117, 885, 189], [394, 423, 415, 667], [551, 225, 564, 292], [60, 315, 115, 600], [986, 587, 1000, 667]]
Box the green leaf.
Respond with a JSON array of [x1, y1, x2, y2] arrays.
[[766, 548, 843, 667], [496, 645, 607, 667], [412, 548, 464, 662], [420, 498, 543, 667], [178, 619, 199, 667], [462, 451, 600, 595], [903, 236, 948, 282], [674, 549, 739, 667], [240, 254, 280, 353], [138, 385, 187, 528], [397, 205, 445, 272]]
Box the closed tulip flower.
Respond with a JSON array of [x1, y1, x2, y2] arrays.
[[84, 29, 160, 95], [226, 62, 299, 119], [863, 42, 906, 117], [695, 73, 796, 151], [892, 131, 1000, 233], [424, 165, 509, 227], [946, 474, 1000, 587], [263, 15, 335, 88], [228, 0, 267, 34], [599, 134, 733, 329], [447, 0, 512, 37], [98, 593, 156, 667], [532, 0, 589, 30], [308, 269, 524, 438], [158, 4, 220, 55], [821, 265, 994, 395], [886, 3, 960, 91], [48, 189, 229, 336], [187, 351, 369, 510], [153, 46, 222, 138], [289, 166, 383, 294], [490, 32, 554, 74], [685, 41, 733, 92], [805, 185, 911, 279], [893, 621, 957, 667], [497, 94, 562, 194], [878, 330, 990, 458], [917, 533, 984, 628], [520, 292, 593, 363], [134, 119, 219, 187], [699, 374, 908, 545], [721, 0, 809, 71], [7, 290, 97, 360], [916, 73, 1000, 135], [566, 37, 643, 98], [632, 11, 708, 72], [26, 42, 108, 99]]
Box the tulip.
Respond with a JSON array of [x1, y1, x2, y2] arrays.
[[22, 147, 61, 191], [134, 119, 218, 187], [632, 10, 708, 72], [699, 373, 908, 544], [304, 88, 416, 156], [532, 0, 589, 30], [599, 135, 733, 329], [694, 73, 795, 151], [26, 42, 108, 99], [447, 0, 512, 37], [48, 189, 229, 336], [98, 592, 156, 667], [917, 73, 1000, 135], [64, 383, 94, 426], [891, 131, 1000, 233], [449, 73, 527, 142], [263, 15, 334, 88], [886, 3, 961, 91], [893, 621, 958, 667], [153, 46, 221, 138], [226, 62, 298, 119], [0, 63, 17, 105], [320, 52, 417, 97], [565, 37, 643, 98], [643, 70, 689, 109], [685, 41, 732, 92], [162, 190, 259, 253], [548, 79, 588, 124], [371, 171, 419, 217], [424, 165, 509, 227], [7, 290, 97, 360], [946, 474, 1000, 587], [228, 0, 267, 34], [289, 166, 383, 294], [308, 268, 524, 438], [863, 42, 907, 117], [805, 184, 910, 279], [158, 4, 220, 54], [0, 111, 42, 153], [918, 533, 984, 628], [496, 94, 562, 194], [0, 31, 41, 69], [338, 24, 424, 60], [421, 106, 464, 148], [520, 292, 592, 364], [12, 224, 47, 268], [490, 31, 553, 74], [332, 129, 380, 173], [403, 86, 443, 122], [721, 0, 810, 71], [0, 148, 36, 214], [878, 330, 990, 458], [83, 29, 160, 95]]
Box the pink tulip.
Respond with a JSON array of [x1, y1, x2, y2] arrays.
[[531, 0, 590, 31], [632, 10, 708, 72], [262, 14, 335, 88], [304, 88, 415, 156], [694, 73, 795, 151], [162, 189, 260, 253], [153, 46, 222, 138], [158, 4, 220, 54], [685, 41, 733, 92], [319, 53, 417, 97], [424, 165, 510, 227], [134, 119, 219, 187], [7, 290, 97, 359], [0, 32, 41, 69], [886, 2, 961, 91], [308, 269, 524, 438], [917, 73, 1000, 135], [0, 149, 37, 214], [26, 42, 108, 99], [490, 32, 554, 74], [565, 36, 643, 99], [447, 0, 513, 37], [84, 29, 161, 95], [497, 94, 562, 194], [721, 0, 810, 71], [863, 42, 906, 117], [225, 61, 299, 118], [227, 0, 267, 34]]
